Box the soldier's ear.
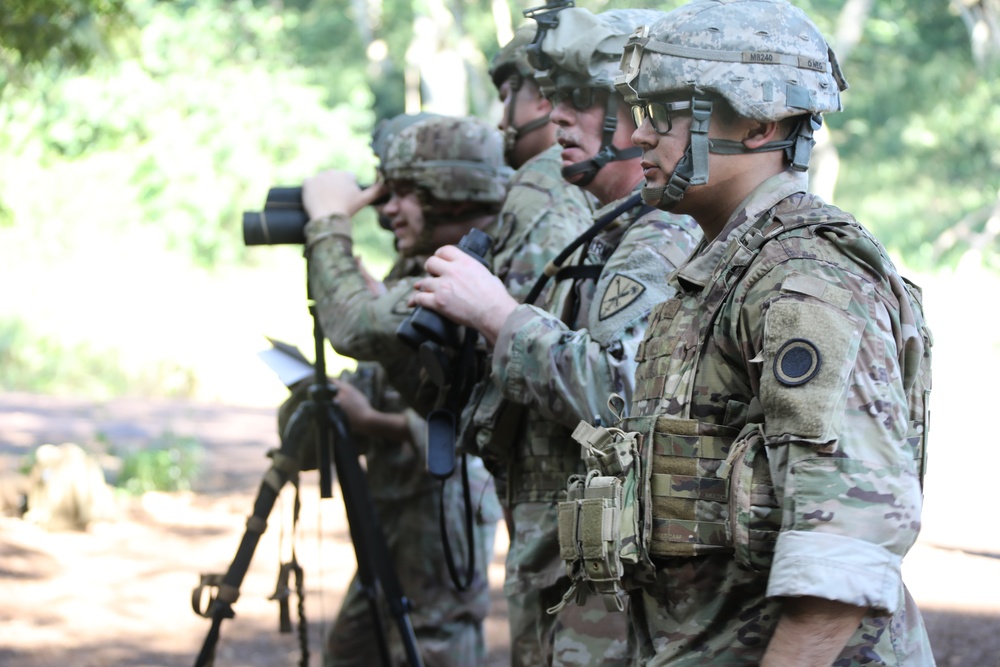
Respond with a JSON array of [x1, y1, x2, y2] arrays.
[[743, 120, 781, 149]]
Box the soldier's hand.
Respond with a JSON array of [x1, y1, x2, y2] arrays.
[[411, 245, 518, 346], [330, 378, 375, 431], [303, 169, 387, 220]]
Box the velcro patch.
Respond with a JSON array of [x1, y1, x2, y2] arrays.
[[760, 297, 864, 447], [599, 274, 646, 320], [781, 272, 852, 311]]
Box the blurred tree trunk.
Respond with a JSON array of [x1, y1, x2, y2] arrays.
[[810, 0, 873, 202], [952, 0, 1000, 66]]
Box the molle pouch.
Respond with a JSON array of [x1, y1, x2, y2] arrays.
[[553, 415, 645, 613], [631, 416, 740, 559], [720, 423, 780, 571]]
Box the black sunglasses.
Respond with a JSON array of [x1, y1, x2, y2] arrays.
[[549, 87, 603, 111], [630, 100, 693, 134]]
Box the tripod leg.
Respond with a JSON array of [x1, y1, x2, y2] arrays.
[[324, 402, 424, 667]]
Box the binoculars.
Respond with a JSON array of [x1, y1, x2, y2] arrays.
[[243, 185, 389, 246], [396, 228, 493, 350]]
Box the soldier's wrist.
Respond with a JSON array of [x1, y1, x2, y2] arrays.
[[304, 213, 352, 253]]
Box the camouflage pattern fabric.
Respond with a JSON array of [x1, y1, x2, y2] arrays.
[[615, 0, 846, 123], [303, 209, 436, 410], [506, 503, 631, 667], [326, 461, 498, 667], [382, 116, 511, 207], [371, 112, 442, 168], [489, 188, 700, 666], [458, 144, 596, 468], [277, 363, 499, 667], [626, 171, 934, 665], [489, 22, 538, 88], [485, 143, 596, 305], [532, 8, 665, 97]]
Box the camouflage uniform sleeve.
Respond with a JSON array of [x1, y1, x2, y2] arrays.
[[736, 252, 922, 613], [305, 218, 418, 363], [491, 214, 697, 429], [489, 145, 594, 304]]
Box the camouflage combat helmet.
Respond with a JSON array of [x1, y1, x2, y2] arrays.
[[370, 112, 443, 230], [489, 24, 538, 90], [382, 115, 510, 207], [490, 23, 553, 163], [525, 6, 664, 185], [615, 0, 849, 208], [370, 111, 441, 169]]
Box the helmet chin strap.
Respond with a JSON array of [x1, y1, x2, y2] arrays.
[[501, 74, 552, 164], [641, 145, 693, 209], [640, 98, 713, 209], [561, 94, 642, 187], [502, 114, 552, 161], [641, 100, 821, 210]]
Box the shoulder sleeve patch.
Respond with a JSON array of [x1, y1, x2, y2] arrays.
[[760, 297, 864, 448], [599, 274, 646, 320], [390, 291, 413, 316]]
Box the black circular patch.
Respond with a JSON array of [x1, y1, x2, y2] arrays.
[[773, 338, 821, 386]]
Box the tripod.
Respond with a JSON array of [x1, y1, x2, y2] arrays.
[[191, 264, 423, 667]]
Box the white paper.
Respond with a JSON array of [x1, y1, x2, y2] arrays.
[[256, 340, 315, 387]]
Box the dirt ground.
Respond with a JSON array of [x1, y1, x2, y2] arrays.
[[0, 390, 998, 667]]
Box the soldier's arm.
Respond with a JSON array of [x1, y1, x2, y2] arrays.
[[739, 254, 922, 614], [491, 228, 684, 429], [302, 172, 417, 362], [760, 597, 867, 667], [331, 378, 411, 444]]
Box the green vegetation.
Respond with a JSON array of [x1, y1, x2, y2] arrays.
[[113, 431, 204, 495], [0, 0, 997, 401], [0, 317, 197, 399]]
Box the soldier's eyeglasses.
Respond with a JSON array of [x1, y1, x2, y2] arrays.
[[630, 100, 692, 134], [549, 87, 602, 111]]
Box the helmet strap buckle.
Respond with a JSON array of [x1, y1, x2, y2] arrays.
[[689, 98, 713, 186]]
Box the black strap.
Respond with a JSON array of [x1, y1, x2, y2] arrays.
[[553, 264, 603, 283], [523, 191, 643, 305], [434, 326, 480, 592], [438, 451, 477, 591]]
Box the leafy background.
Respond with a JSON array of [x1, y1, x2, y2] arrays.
[[0, 0, 998, 406]]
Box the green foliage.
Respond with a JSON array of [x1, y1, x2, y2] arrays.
[[0, 0, 136, 100], [1, 0, 385, 268], [800, 0, 1000, 270], [0, 317, 198, 399], [114, 432, 203, 495]]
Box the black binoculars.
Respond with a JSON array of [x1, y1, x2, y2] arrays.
[[243, 185, 389, 246], [396, 228, 493, 350]]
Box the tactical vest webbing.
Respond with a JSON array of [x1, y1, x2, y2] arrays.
[[556, 195, 932, 607], [506, 200, 649, 507]]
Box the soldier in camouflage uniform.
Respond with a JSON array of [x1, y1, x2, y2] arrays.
[[278, 364, 496, 667], [458, 23, 596, 529], [295, 114, 506, 666], [483, 22, 596, 304], [410, 8, 701, 666], [559, 1, 933, 664]]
